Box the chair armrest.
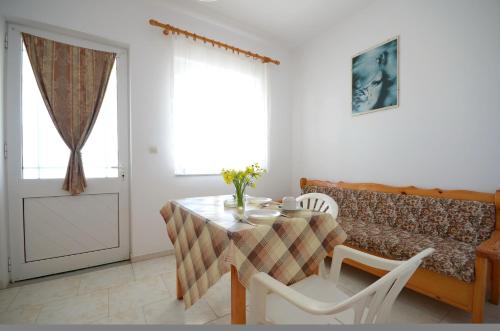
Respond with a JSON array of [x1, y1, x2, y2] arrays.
[[328, 245, 403, 283], [476, 231, 500, 261]]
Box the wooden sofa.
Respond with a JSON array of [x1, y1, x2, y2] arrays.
[[300, 178, 500, 323]]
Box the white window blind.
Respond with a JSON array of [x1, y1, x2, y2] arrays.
[[172, 36, 269, 175]]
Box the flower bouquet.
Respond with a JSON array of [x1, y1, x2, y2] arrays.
[[221, 163, 266, 211]]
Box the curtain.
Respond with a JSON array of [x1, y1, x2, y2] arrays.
[[171, 35, 268, 175], [22, 33, 116, 195]]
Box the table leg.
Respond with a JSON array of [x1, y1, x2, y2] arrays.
[[231, 265, 246, 324], [176, 270, 183, 300]]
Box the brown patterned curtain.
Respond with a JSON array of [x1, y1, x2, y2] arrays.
[[22, 33, 116, 195]]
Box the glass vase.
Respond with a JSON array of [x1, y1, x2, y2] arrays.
[[235, 187, 245, 212]]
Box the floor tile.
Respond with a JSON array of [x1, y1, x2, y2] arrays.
[[79, 264, 135, 295], [441, 302, 500, 324], [0, 287, 20, 312], [206, 314, 230, 325], [132, 256, 176, 280], [336, 264, 378, 294], [0, 305, 42, 324], [160, 271, 177, 297], [160, 270, 248, 318], [9, 276, 81, 311], [203, 273, 231, 317], [143, 297, 216, 324], [389, 302, 442, 324], [484, 302, 500, 323], [395, 288, 451, 321], [92, 306, 146, 324], [109, 275, 171, 316], [440, 307, 473, 324], [36, 289, 108, 324]]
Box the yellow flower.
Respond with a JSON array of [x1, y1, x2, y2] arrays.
[[220, 164, 267, 189], [221, 169, 236, 184]]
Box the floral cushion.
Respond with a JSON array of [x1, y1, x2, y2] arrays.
[[338, 217, 476, 282], [302, 185, 496, 246]]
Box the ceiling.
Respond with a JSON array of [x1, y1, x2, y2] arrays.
[[163, 0, 376, 48]]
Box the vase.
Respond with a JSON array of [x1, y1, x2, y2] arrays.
[[234, 188, 246, 212]]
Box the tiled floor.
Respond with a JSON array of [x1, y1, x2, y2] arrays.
[[0, 255, 499, 324]]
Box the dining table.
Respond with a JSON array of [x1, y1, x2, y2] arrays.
[[160, 195, 346, 324]]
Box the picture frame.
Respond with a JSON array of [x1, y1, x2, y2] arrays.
[[351, 36, 399, 116]]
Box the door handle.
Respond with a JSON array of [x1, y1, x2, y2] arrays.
[[111, 165, 126, 180]]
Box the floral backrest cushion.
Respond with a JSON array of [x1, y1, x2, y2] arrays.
[[302, 185, 496, 246]]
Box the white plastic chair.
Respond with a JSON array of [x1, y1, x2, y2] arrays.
[[249, 245, 435, 325], [297, 193, 339, 218]]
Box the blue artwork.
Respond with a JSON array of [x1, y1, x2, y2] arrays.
[[352, 37, 398, 115]]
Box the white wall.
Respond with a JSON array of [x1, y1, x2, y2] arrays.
[[291, 0, 500, 194], [0, 0, 293, 259], [0, 15, 9, 288]]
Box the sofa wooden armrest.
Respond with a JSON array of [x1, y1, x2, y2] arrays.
[[476, 230, 500, 307], [476, 231, 500, 261], [476, 191, 500, 307]]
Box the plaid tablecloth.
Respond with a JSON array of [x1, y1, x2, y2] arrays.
[[160, 196, 346, 308]]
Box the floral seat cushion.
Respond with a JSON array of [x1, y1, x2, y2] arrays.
[[338, 217, 476, 283]]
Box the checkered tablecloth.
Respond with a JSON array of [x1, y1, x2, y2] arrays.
[[160, 197, 346, 308]]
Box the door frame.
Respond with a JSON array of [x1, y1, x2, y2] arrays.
[[5, 22, 131, 282]]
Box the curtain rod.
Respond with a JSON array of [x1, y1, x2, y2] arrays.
[[149, 19, 280, 65]]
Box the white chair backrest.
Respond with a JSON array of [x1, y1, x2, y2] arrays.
[[330, 247, 435, 324], [297, 193, 339, 218]]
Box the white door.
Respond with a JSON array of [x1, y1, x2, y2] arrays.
[[5, 24, 130, 281]]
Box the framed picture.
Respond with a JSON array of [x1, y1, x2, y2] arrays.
[[352, 36, 399, 116]]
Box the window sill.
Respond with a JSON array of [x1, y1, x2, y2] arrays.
[[174, 173, 220, 177]]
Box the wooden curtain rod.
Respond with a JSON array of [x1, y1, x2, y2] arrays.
[[149, 19, 280, 65]]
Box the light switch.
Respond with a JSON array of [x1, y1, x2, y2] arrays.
[[148, 146, 158, 154]]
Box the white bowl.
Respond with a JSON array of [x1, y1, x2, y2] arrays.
[[244, 210, 280, 223]]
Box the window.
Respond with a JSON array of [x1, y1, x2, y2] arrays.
[[172, 36, 268, 175], [21, 43, 119, 179]]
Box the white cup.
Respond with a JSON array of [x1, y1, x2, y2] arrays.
[[282, 196, 297, 210]]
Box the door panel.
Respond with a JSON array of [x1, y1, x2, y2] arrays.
[[24, 194, 119, 262], [6, 24, 130, 281]]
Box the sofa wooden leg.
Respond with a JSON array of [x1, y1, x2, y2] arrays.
[[472, 257, 488, 323], [491, 260, 500, 305]]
